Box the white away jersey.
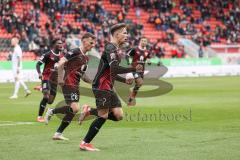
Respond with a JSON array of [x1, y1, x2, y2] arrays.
[[12, 45, 23, 70]]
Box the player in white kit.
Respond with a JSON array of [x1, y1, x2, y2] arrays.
[[9, 37, 31, 99]]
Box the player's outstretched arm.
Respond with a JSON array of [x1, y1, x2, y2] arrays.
[[110, 61, 143, 74], [110, 61, 136, 74]]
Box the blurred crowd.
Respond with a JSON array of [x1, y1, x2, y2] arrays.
[[144, 0, 239, 45], [0, 0, 148, 57], [1, 0, 239, 59]]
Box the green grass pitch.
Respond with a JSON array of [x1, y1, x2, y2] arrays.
[[0, 76, 240, 160]]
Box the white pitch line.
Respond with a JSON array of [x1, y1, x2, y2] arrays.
[[0, 122, 35, 127], [0, 121, 14, 123]]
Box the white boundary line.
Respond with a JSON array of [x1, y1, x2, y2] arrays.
[[0, 121, 35, 127]]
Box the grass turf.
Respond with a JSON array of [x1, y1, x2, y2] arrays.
[[0, 76, 240, 160]]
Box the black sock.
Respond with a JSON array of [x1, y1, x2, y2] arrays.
[[83, 117, 106, 143], [107, 112, 118, 121], [56, 108, 75, 133], [133, 85, 140, 96], [89, 108, 98, 116], [52, 105, 69, 114], [38, 98, 48, 116]]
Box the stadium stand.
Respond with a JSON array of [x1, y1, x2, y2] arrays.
[[0, 0, 239, 61]]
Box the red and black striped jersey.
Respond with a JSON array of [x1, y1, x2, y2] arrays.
[[92, 42, 136, 91], [38, 50, 64, 81], [64, 48, 89, 87]]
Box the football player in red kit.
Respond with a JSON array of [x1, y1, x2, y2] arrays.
[[126, 37, 152, 106], [44, 32, 96, 140], [79, 23, 143, 151], [36, 38, 64, 122]]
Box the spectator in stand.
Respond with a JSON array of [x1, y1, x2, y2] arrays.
[[154, 16, 162, 30], [153, 40, 165, 66], [148, 13, 155, 23]]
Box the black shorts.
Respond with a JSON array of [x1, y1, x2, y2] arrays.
[[62, 85, 80, 105], [92, 88, 122, 109], [42, 80, 57, 96], [132, 72, 144, 79]]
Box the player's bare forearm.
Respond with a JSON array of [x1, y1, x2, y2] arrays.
[[81, 74, 92, 84], [57, 64, 65, 84], [57, 57, 68, 85], [57, 57, 67, 69]]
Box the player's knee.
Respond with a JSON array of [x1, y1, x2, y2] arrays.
[[137, 78, 143, 85], [47, 96, 55, 104], [98, 113, 108, 119], [71, 107, 79, 113], [70, 103, 79, 113], [137, 81, 143, 87], [137, 83, 142, 88], [116, 115, 123, 121], [114, 113, 123, 121]]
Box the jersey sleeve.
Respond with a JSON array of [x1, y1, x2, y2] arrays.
[[106, 51, 118, 65], [64, 49, 79, 60], [105, 44, 118, 65], [38, 53, 48, 64]]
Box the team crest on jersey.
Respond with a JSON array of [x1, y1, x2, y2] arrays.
[[110, 53, 116, 60]]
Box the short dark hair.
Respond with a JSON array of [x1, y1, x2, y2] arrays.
[[110, 23, 127, 35], [51, 38, 61, 46], [81, 32, 96, 40]]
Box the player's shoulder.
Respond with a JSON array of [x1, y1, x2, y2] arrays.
[[44, 50, 52, 54], [42, 50, 52, 57], [68, 48, 81, 55], [105, 42, 117, 53]]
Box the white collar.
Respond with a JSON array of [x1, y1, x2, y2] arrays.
[[51, 50, 60, 56]]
